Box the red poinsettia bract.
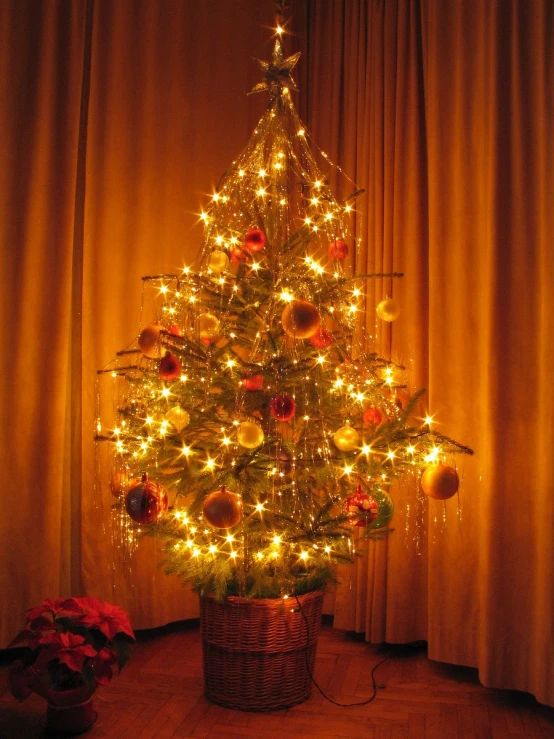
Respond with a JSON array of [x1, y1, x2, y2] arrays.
[[8, 596, 135, 702]]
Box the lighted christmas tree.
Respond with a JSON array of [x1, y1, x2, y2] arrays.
[[97, 29, 472, 601]]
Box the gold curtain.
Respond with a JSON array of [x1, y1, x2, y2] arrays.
[[303, 0, 554, 707], [0, 0, 280, 642], [1, 0, 553, 708]]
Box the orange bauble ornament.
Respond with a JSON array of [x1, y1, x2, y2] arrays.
[[421, 464, 459, 500], [138, 324, 163, 358], [203, 486, 243, 529], [281, 300, 320, 339]]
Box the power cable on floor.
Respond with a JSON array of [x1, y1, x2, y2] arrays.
[[294, 594, 391, 708]]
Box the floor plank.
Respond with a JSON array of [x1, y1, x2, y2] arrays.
[[0, 623, 553, 739]]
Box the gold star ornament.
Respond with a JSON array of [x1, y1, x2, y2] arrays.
[[251, 39, 301, 98]]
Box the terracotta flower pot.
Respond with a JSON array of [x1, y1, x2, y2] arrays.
[[45, 684, 97, 736]]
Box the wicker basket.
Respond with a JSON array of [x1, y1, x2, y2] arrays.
[[200, 589, 324, 711]]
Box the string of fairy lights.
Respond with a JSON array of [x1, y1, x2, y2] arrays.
[[96, 27, 472, 598]]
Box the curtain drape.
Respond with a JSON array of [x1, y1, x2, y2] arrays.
[[0, 0, 281, 642], [303, 0, 554, 707], [1, 0, 552, 708]]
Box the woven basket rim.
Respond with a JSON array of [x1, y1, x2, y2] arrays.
[[200, 589, 324, 607]]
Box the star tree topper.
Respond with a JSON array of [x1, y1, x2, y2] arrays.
[[250, 37, 300, 100]]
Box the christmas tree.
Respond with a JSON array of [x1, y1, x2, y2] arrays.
[[97, 28, 472, 601]]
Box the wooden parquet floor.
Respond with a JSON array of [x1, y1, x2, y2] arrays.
[[1, 619, 553, 739]]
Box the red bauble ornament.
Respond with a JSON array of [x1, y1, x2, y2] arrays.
[[344, 484, 379, 527], [125, 473, 168, 524], [309, 326, 333, 349], [138, 324, 162, 358], [328, 238, 349, 260], [230, 246, 250, 264], [281, 300, 321, 339], [421, 464, 459, 500], [363, 407, 383, 426], [168, 324, 183, 337], [244, 228, 267, 252], [203, 486, 243, 529], [242, 374, 263, 391], [159, 351, 182, 381], [269, 394, 296, 422]]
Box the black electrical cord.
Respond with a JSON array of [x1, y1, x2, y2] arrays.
[[294, 594, 390, 707]]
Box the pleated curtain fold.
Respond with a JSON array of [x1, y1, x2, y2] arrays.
[[0, 0, 552, 707]]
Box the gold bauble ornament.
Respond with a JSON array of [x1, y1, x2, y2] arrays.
[[333, 424, 360, 452], [203, 486, 243, 529], [195, 312, 220, 341], [237, 421, 264, 449], [138, 324, 163, 358], [421, 464, 459, 500], [165, 406, 190, 432], [376, 297, 401, 322], [281, 299, 320, 339], [208, 250, 229, 274]]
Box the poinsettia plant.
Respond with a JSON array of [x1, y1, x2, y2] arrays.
[[8, 597, 135, 702]]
